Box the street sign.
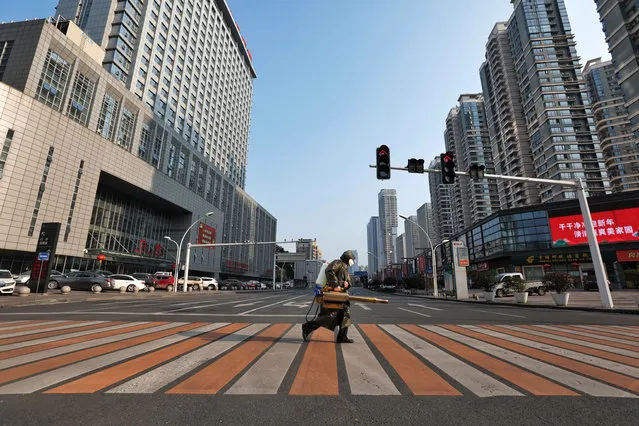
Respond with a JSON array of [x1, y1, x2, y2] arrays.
[[427, 267, 433, 274], [37, 252, 49, 261], [457, 247, 469, 267]]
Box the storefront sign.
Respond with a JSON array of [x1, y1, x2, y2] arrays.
[[457, 247, 469, 267], [549, 207, 639, 247], [524, 252, 592, 264], [225, 259, 248, 271], [197, 222, 216, 249], [617, 250, 639, 262]]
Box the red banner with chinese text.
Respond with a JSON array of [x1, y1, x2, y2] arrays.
[[549, 207, 639, 247]]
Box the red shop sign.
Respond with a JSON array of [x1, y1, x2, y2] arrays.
[[617, 250, 639, 262], [549, 207, 639, 247]]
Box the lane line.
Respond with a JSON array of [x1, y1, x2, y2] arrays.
[[342, 326, 400, 396], [355, 303, 371, 311], [358, 324, 460, 396], [165, 295, 282, 313], [107, 323, 265, 394], [45, 323, 230, 394], [226, 325, 303, 395], [432, 325, 635, 398], [167, 324, 291, 394], [527, 325, 639, 352], [397, 308, 431, 318], [289, 327, 339, 395], [388, 325, 521, 397], [407, 304, 443, 311], [465, 325, 639, 380], [490, 325, 639, 366], [239, 296, 306, 315], [470, 309, 526, 319]]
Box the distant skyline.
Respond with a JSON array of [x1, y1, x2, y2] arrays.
[[0, 0, 612, 263]]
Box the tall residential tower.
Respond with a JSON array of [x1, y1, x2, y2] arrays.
[[378, 189, 398, 265]]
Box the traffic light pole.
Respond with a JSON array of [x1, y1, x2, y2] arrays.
[[370, 164, 614, 309]]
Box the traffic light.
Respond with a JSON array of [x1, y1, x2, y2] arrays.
[[407, 158, 425, 173], [440, 151, 456, 184], [376, 145, 391, 180], [469, 164, 486, 179]]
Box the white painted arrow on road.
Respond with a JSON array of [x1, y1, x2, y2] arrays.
[[234, 302, 263, 307], [282, 301, 311, 308], [408, 303, 443, 311]]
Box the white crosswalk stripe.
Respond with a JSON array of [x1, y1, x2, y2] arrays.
[[107, 323, 268, 393], [422, 325, 637, 398], [0, 320, 68, 331], [573, 325, 639, 339], [0, 321, 107, 339], [535, 325, 639, 347]]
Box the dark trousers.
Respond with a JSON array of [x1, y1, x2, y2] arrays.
[[305, 304, 351, 334]]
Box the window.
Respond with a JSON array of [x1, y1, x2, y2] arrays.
[[97, 92, 121, 140], [0, 40, 13, 81], [117, 107, 137, 150], [0, 129, 14, 179], [66, 71, 96, 126], [28, 146, 55, 236], [36, 50, 71, 110]]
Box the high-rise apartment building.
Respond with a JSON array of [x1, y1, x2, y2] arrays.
[[480, 22, 541, 209], [55, 0, 254, 188], [428, 158, 460, 244], [395, 234, 406, 264], [402, 215, 420, 259], [584, 57, 639, 192], [295, 238, 322, 260], [378, 189, 398, 265], [508, 0, 610, 202], [444, 108, 467, 231], [416, 203, 438, 248], [595, 0, 639, 139], [447, 94, 500, 225], [367, 216, 383, 275]]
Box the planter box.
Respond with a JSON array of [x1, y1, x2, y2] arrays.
[[551, 292, 570, 306], [515, 292, 528, 304], [484, 291, 495, 302]]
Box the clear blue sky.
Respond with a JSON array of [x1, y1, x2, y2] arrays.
[[2, 1, 611, 263]]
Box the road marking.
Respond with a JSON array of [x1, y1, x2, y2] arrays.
[[289, 327, 338, 395], [567, 325, 639, 343], [0, 321, 106, 340], [239, 296, 306, 315], [226, 325, 303, 395], [343, 326, 400, 395], [167, 324, 291, 394], [0, 322, 203, 393], [359, 324, 460, 396], [107, 323, 265, 394], [389, 325, 522, 397], [531, 325, 639, 351], [282, 301, 311, 308], [234, 302, 263, 307], [470, 309, 526, 318], [0, 321, 121, 347], [355, 303, 371, 311], [465, 325, 639, 380], [46, 323, 230, 394], [407, 304, 443, 311], [495, 325, 639, 361], [164, 295, 281, 313], [0, 321, 42, 328], [430, 325, 636, 398], [0, 321, 75, 337], [398, 308, 431, 318], [0, 320, 67, 332]]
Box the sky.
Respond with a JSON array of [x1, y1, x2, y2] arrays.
[[2, 0, 612, 264]]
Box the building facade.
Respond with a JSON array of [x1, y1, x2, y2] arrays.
[[416, 202, 438, 250], [367, 216, 382, 276], [395, 233, 405, 264], [55, 0, 255, 188], [595, 0, 639, 140], [583, 57, 639, 192], [0, 18, 275, 278], [403, 215, 420, 259], [378, 189, 398, 265], [428, 158, 460, 245], [295, 238, 321, 260], [508, 0, 610, 202], [480, 22, 541, 209], [443, 108, 467, 230]]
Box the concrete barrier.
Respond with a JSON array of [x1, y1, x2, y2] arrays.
[[61, 286, 71, 295]]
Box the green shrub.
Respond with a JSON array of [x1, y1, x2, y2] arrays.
[[503, 276, 526, 293], [469, 270, 496, 292], [542, 272, 574, 294]]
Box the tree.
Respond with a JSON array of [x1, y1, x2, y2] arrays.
[[469, 270, 496, 292]]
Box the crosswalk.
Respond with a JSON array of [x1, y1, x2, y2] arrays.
[[0, 320, 638, 397]]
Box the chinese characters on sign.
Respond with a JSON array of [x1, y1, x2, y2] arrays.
[[525, 252, 592, 264], [225, 260, 248, 271], [616, 250, 639, 262], [549, 207, 639, 247], [197, 222, 216, 249]]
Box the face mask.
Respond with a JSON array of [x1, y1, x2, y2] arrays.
[[348, 259, 354, 267]]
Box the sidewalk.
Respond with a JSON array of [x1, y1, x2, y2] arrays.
[[392, 289, 639, 313]]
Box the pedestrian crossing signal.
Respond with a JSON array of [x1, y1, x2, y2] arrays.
[[376, 145, 391, 180]]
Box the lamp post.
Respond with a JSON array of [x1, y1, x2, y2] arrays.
[[174, 212, 215, 293], [163, 236, 179, 292], [400, 214, 448, 297]]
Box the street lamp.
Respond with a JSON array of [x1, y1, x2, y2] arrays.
[[175, 211, 215, 292], [163, 236, 179, 291], [400, 214, 447, 297]]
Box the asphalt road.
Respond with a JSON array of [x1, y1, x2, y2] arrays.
[[0, 288, 637, 425]]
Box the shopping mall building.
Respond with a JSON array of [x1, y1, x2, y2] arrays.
[[0, 16, 276, 279]]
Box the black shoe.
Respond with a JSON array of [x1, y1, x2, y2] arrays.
[[302, 324, 311, 342], [338, 337, 354, 343], [337, 327, 353, 343]]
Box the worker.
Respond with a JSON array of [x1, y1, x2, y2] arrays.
[[302, 250, 356, 343]]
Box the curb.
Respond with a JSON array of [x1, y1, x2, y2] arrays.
[[387, 292, 639, 315]]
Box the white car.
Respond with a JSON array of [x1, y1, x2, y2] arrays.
[[201, 277, 218, 290], [108, 274, 146, 292], [0, 270, 16, 295]]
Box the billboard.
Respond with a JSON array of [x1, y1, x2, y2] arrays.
[[197, 222, 216, 249], [549, 207, 639, 247]]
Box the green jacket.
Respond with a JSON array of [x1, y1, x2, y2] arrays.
[[324, 259, 351, 289]]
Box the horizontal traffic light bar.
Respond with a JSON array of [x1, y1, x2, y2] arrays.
[[367, 164, 579, 187]]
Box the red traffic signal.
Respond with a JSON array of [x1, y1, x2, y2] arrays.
[[440, 151, 456, 184], [376, 145, 391, 180]]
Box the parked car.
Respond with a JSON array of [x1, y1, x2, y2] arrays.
[[177, 276, 204, 290], [492, 273, 546, 297], [49, 271, 112, 292], [14, 270, 63, 285], [201, 277, 218, 290], [109, 274, 147, 292], [221, 279, 244, 290], [0, 270, 16, 295], [154, 274, 175, 290], [132, 273, 157, 287]]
